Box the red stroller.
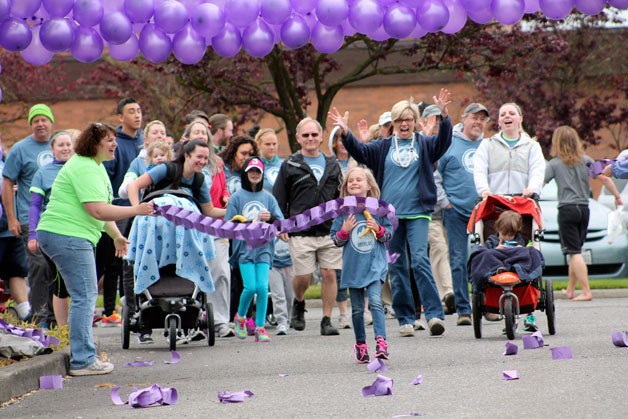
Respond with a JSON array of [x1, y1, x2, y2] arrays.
[[467, 195, 556, 339]]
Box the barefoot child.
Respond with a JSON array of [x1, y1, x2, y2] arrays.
[[330, 167, 393, 363]]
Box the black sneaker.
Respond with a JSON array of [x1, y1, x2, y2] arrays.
[[354, 342, 370, 364], [137, 333, 154, 344], [320, 316, 339, 336], [291, 299, 306, 331], [442, 292, 456, 315], [375, 336, 389, 360]]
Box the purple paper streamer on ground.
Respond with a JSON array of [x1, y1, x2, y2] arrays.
[[111, 386, 126, 406], [217, 390, 254, 403], [112, 384, 178, 408], [362, 374, 393, 397], [392, 414, 421, 418], [367, 358, 388, 373], [124, 361, 155, 368], [503, 370, 519, 380], [40, 375, 63, 390], [611, 331, 628, 347], [412, 375, 424, 385], [0, 319, 59, 348], [164, 350, 180, 364], [503, 341, 518, 355], [550, 346, 573, 360], [522, 332, 544, 349]]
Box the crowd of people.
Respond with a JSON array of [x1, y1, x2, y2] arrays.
[[0, 92, 623, 375]]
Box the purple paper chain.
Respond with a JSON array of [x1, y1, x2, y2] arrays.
[[153, 196, 398, 250], [0, 319, 60, 349], [586, 157, 628, 178], [112, 384, 178, 408]]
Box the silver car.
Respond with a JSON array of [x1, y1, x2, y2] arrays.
[[539, 180, 628, 279]]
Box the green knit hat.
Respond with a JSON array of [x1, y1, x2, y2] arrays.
[[28, 104, 55, 125]]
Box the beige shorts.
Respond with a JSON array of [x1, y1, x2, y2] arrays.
[[288, 235, 342, 276]]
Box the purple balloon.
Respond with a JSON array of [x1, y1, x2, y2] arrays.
[[441, 0, 467, 34], [416, 0, 450, 32], [191, 3, 225, 38], [574, 0, 606, 15], [399, 0, 422, 6], [349, 0, 384, 35], [280, 14, 310, 49], [40, 18, 74, 52], [139, 23, 172, 62], [71, 26, 103, 63], [368, 25, 389, 41], [383, 4, 416, 39], [109, 33, 139, 61], [10, 0, 40, 19], [173, 23, 206, 64], [540, 0, 574, 20], [100, 12, 133, 45], [74, 0, 104, 27], [467, 6, 493, 23], [43, 0, 73, 17], [180, 0, 202, 14], [103, 0, 124, 13], [20, 25, 51, 65], [224, 0, 260, 28], [0, 0, 11, 20], [260, 0, 292, 25], [341, 19, 357, 36], [460, 0, 491, 9], [31, 3, 49, 21], [410, 21, 428, 38], [491, 0, 524, 25], [291, 0, 316, 14], [154, 0, 188, 33], [242, 19, 274, 58], [523, 0, 540, 13], [124, 0, 155, 23], [311, 22, 343, 54], [270, 23, 281, 43], [607, 0, 628, 8], [0, 18, 32, 51], [316, 0, 350, 26], [302, 11, 318, 31], [211, 22, 241, 57]]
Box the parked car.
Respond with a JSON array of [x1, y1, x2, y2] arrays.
[[539, 180, 628, 279]]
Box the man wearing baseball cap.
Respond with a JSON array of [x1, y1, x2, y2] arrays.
[[438, 102, 490, 326], [378, 111, 393, 138], [2, 103, 55, 325]]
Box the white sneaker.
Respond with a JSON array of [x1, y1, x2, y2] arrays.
[[413, 319, 427, 331], [69, 360, 114, 376], [338, 313, 351, 329], [399, 323, 415, 337], [428, 318, 445, 336], [217, 325, 235, 338], [276, 324, 288, 335]]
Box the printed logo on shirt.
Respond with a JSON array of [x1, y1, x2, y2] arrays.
[[462, 149, 476, 173], [37, 150, 54, 168], [242, 200, 265, 221], [266, 166, 280, 187], [310, 165, 324, 182], [350, 221, 376, 254], [275, 239, 290, 258], [227, 176, 241, 195], [391, 144, 418, 168]]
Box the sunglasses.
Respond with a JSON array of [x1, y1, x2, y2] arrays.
[[300, 132, 320, 138]]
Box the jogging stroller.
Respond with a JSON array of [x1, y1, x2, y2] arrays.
[[467, 195, 556, 339], [122, 190, 216, 351]]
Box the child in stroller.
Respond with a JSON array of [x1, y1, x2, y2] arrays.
[[467, 195, 555, 340]]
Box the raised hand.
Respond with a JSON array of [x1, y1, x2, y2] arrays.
[[357, 119, 370, 142], [328, 107, 349, 136], [433, 88, 452, 118]]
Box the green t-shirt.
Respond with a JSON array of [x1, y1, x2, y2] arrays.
[[37, 155, 113, 247]]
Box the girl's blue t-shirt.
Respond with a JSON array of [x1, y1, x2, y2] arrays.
[[261, 155, 292, 268], [381, 137, 422, 217], [147, 164, 211, 204], [224, 163, 241, 195], [330, 212, 392, 289]]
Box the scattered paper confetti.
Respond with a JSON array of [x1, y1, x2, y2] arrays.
[[550, 346, 573, 360], [411, 375, 424, 385], [164, 351, 180, 364], [217, 390, 254, 403], [112, 384, 178, 408], [124, 361, 155, 368], [367, 358, 388, 373], [362, 375, 393, 397], [611, 331, 628, 347], [522, 331, 544, 349], [503, 370, 519, 380], [39, 375, 63, 390], [503, 341, 518, 355]]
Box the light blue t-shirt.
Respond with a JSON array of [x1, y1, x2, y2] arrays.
[[439, 131, 481, 217], [261, 156, 292, 267], [303, 154, 326, 183], [502, 135, 519, 149], [330, 213, 392, 289], [381, 137, 422, 217], [127, 153, 148, 178], [337, 159, 349, 176], [2, 136, 53, 224], [224, 164, 241, 195], [225, 189, 284, 265], [29, 162, 64, 209], [147, 164, 211, 204]]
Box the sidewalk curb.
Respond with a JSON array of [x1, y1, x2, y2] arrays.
[[0, 348, 68, 404]]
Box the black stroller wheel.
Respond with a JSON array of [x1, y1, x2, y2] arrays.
[[168, 317, 177, 351], [504, 297, 516, 340], [121, 304, 130, 350], [205, 302, 215, 347], [545, 278, 556, 335], [472, 292, 483, 339]]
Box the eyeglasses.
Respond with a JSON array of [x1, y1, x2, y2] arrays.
[[300, 132, 320, 138], [394, 118, 414, 124]]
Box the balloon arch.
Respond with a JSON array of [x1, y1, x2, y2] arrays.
[[0, 0, 625, 66]]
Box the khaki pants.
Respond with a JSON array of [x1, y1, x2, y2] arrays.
[[428, 219, 453, 299]]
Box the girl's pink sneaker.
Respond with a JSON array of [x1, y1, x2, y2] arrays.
[[255, 327, 271, 342], [234, 314, 247, 339], [246, 317, 256, 336]]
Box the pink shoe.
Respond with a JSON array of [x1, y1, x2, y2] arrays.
[[246, 317, 256, 336], [234, 314, 247, 339]]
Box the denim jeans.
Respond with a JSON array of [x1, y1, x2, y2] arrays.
[[389, 218, 444, 325], [335, 269, 348, 302], [443, 208, 472, 315], [38, 231, 98, 370], [238, 262, 270, 328], [349, 280, 386, 342], [20, 225, 54, 323]]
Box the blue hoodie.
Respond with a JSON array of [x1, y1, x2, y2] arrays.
[[438, 124, 481, 218], [104, 126, 143, 204]]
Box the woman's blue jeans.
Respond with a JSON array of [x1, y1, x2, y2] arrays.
[[238, 262, 270, 328], [389, 218, 445, 325], [38, 231, 98, 370], [349, 280, 386, 342]]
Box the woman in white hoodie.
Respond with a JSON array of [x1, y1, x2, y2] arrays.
[[473, 103, 545, 199]]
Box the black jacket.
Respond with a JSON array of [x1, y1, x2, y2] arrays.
[[273, 151, 341, 236]]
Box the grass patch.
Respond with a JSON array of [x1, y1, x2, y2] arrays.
[[552, 279, 628, 290], [304, 284, 322, 299]]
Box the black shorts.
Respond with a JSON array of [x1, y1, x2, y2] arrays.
[[0, 236, 29, 279], [42, 251, 69, 299], [557, 205, 589, 255]]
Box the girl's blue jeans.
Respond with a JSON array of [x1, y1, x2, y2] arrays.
[[349, 280, 386, 342]]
